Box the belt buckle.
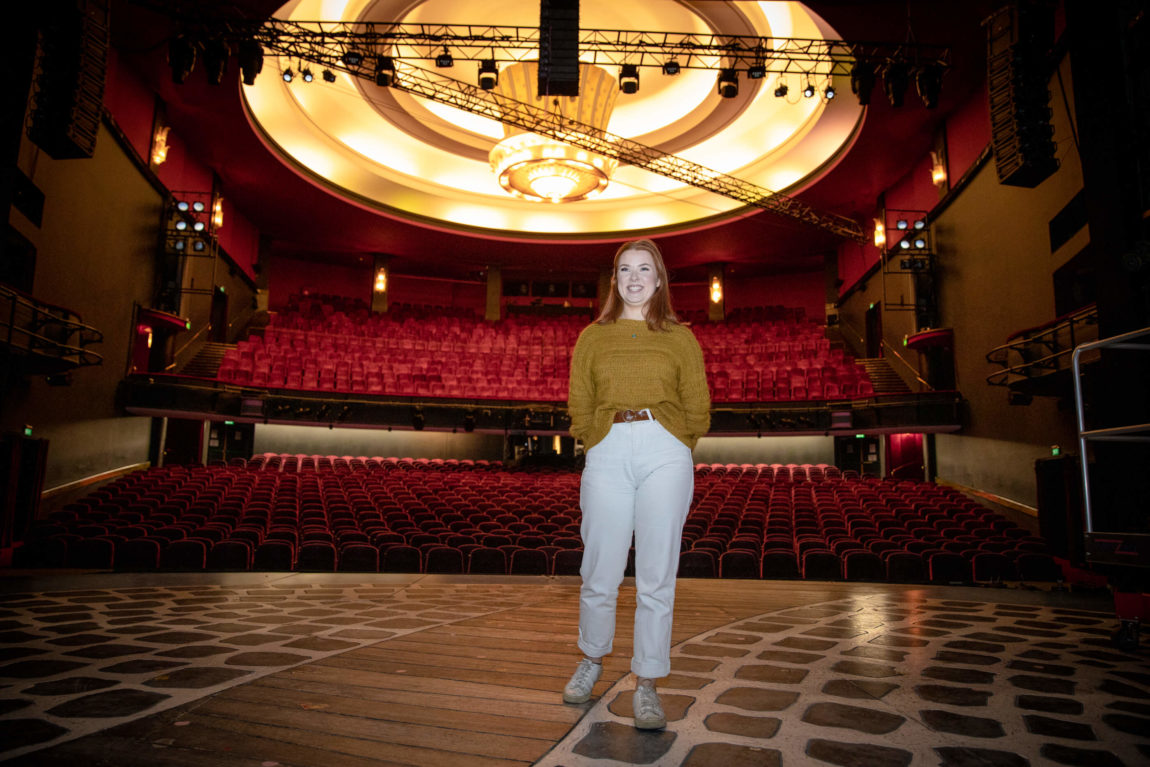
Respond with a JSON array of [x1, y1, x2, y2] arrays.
[[623, 409, 638, 422]]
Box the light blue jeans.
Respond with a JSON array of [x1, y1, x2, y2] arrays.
[[577, 414, 694, 678]]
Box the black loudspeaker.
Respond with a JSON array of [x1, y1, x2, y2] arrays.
[[1035, 455, 1083, 564], [0, 434, 49, 547], [538, 0, 579, 97], [28, 0, 109, 159], [986, 1, 1059, 187]]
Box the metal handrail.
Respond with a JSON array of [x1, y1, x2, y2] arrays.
[[880, 339, 933, 391], [1072, 325, 1150, 534], [986, 304, 1098, 385], [1, 285, 104, 367]]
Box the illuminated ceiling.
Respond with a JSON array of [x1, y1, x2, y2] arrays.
[[245, 0, 864, 240]]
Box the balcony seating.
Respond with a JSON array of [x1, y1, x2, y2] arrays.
[[214, 297, 873, 403]]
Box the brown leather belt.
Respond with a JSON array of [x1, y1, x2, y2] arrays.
[[613, 409, 652, 423]]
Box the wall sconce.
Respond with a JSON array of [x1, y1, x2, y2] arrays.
[[873, 218, 886, 248], [152, 126, 170, 166], [212, 197, 224, 229], [141, 325, 153, 349], [709, 275, 723, 304], [930, 151, 948, 187], [374, 267, 388, 293]]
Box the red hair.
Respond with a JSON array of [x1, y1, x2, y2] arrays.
[[596, 239, 679, 331]]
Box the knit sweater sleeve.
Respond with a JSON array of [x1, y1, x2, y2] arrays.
[[567, 325, 596, 444], [678, 327, 711, 445]]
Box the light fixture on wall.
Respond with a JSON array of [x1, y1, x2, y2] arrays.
[[373, 267, 388, 293], [873, 218, 886, 248], [930, 151, 948, 187], [212, 197, 224, 229], [151, 126, 170, 166], [710, 275, 723, 304]]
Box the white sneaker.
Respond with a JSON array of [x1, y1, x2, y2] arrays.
[[632, 684, 666, 730], [562, 658, 603, 703]]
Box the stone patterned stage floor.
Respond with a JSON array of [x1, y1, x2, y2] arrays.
[[0, 573, 1147, 766]]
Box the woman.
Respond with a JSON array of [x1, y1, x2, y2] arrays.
[[563, 238, 711, 730]]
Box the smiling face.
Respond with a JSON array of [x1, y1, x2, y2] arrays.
[[615, 247, 661, 319]]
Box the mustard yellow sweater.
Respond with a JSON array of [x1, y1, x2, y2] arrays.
[[567, 319, 711, 451]]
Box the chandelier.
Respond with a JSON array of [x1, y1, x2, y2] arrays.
[[488, 63, 620, 203]]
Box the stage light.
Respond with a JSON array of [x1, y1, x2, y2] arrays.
[[176, 200, 190, 212], [175, 220, 188, 231], [435, 47, 454, 68], [747, 63, 766, 80], [375, 56, 395, 86], [167, 35, 197, 85], [896, 219, 908, 230], [899, 238, 911, 250], [322, 69, 336, 83], [619, 64, 640, 94], [478, 59, 499, 90], [282, 67, 293, 83], [850, 59, 876, 105], [301, 67, 313, 83], [774, 82, 788, 98], [662, 60, 680, 75], [201, 39, 229, 85], [192, 239, 207, 252], [914, 219, 926, 230], [913, 236, 927, 249], [824, 84, 836, 100], [883, 62, 910, 107], [192, 201, 205, 212], [915, 63, 944, 108], [173, 239, 186, 252], [342, 50, 363, 67], [193, 221, 205, 232], [239, 40, 263, 85], [802, 81, 816, 98], [717, 69, 739, 99]]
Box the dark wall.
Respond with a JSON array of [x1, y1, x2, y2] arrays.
[[4, 121, 162, 488]]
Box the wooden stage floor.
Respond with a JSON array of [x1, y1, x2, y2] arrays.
[[0, 573, 1147, 766]]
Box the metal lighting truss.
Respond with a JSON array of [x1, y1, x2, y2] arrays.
[[254, 30, 868, 240], [248, 20, 949, 75]]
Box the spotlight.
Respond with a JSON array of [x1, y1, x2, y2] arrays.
[[896, 219, 908, 230], [201, 39, 229, 85], [435, 47, 453, 68], [239, 40, 263, 85], [192, 201, 205, 212], [899, 238, 911, 250], [342, 50, 364, 67], [915, 63, 944, 108], [173, 239, 186, 252], [478, 59, 499, 90], [662, 60, 680, 75], [747, 63, 766, 80], [322, 69, 336, 83], [773, 82, 788, 98], [717, 68, 739, 99], [802, 81, 816, 98], [282, 67, 294, 82], [167, 35, 196, 84], [176, 200, 190, 212], [192, 239, 207, 253], [849, 59, 876, 105], [193, 221, 205, 232], [619, 64, 640, 94], [913, 219, 926, 230], [882, 62, 910, 107], [913, 236, 927, 249], [175, 220, 188, 231], [375, 56, 395, 86], [301, 67, 314, 83], [824, 84, 836, 99]]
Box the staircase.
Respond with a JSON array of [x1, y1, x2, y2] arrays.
[[180, 342, 234, 378], [859, 357, 912, 394]]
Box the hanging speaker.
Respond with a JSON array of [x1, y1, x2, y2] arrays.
[[28, 0, 110, 159], [538, 0, 580, 97]]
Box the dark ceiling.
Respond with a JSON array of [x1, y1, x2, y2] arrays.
[[111, 0, 996, 282]]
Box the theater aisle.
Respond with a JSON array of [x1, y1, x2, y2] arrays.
[[1, 574, 1147, 766]]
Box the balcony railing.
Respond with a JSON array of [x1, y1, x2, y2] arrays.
[[1, 285, 103, 375]]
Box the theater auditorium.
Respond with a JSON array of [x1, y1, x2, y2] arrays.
[[2, 0, 1149, 765]]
